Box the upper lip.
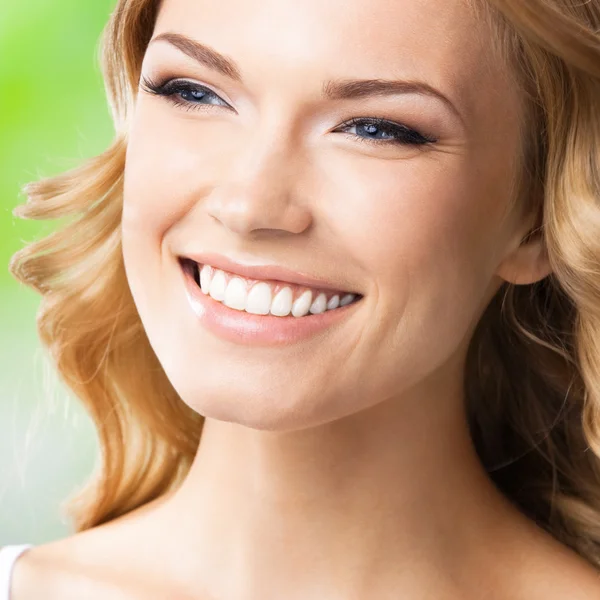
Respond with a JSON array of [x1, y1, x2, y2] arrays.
[[179, 251, 360, 294]]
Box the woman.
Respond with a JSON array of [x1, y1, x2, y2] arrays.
[[3, 0, 600, 597]]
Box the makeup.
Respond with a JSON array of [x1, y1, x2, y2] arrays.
[[180, 259, 362, 347]]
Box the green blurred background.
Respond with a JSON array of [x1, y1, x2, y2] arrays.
[[1, 0, 116, 544]]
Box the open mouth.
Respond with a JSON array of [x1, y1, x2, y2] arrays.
[[179, 257, 362, 318]]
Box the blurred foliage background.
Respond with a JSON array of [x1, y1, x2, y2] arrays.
[[0, 0, 115, 544]]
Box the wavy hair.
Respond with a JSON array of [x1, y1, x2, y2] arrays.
[[9, 0, 600, 568]]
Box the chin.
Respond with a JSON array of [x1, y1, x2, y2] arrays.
[[191, 400, 311, 431], [176, 384, 340, 433]]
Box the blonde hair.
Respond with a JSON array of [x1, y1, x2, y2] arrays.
[[9, 0, 600, 568]]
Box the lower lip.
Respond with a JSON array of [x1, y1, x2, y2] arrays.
[[180, 263, 362, 347]]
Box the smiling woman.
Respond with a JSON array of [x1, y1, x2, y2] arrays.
[[4, 0, 600, 598]]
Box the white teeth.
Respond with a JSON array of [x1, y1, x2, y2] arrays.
[[291, 290, 312, 318], [246, 282, 272, 315], [223, 277, 247, 311], [209, 270, 227, 301], [327, 295, 340, 310], [192, 263, 359, 317], [270, 287, 293, 317], [309, 292, 327, 315], [200, 264, 212, 294], [340, 294, 356, 306]]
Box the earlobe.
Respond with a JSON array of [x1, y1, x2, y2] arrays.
[[495, 233, 553, 286]]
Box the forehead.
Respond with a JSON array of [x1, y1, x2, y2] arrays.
[[152, 0, 505, 117]]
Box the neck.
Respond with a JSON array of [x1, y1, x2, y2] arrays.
[[149, 370, 524, 599]]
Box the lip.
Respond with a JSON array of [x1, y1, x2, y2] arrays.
[[178, 251, 360, 295], [179, 259, 363, 347]]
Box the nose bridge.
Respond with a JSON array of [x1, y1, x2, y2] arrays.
[[204, 118, 312, 237]]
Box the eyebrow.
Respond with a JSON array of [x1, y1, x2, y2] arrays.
[[150, 32, 463, 122]]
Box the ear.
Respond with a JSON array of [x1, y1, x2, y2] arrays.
[[495, 227, 552, 286]]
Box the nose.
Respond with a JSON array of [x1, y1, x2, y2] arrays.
[[204, 135, 313, 238]]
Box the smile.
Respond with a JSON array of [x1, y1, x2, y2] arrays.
[[184, 259, 360, 318], [179, 258, 363, 346]]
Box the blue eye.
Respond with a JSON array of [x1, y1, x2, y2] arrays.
[[333, 117, 436, 147], [140, 76, 231, 110], [140, 75, 437, 147]]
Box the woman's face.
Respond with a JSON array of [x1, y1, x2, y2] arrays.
[[122, 0, 528, 429]]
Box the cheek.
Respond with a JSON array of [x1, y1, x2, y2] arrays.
[[121, 102, 210, 292], [319, 153, 507, 388], [122, 106, 200, 235], [321, 151, 502, 299], [121, 106, 180, 329]]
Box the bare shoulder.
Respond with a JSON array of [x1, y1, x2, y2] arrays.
[[512, 528, 600, 600], [9, 532, 131, 600], [533, 554, 600, 599], [9, 494, 181, 599], [8, 500, 193, 600], [9, 542, 57, 600], [9, 526, 179, 599]]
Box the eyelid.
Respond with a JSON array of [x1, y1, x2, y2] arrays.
[[339, 117, 436, 144], [140, 74, 438, 147], [140, 73, 236, 108]]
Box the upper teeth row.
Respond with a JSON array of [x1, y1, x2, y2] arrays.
[[199, 264, 357, 317]]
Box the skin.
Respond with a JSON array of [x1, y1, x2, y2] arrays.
[[11, 0, 600, 598]]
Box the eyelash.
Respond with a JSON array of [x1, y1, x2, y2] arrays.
[[139, 76, 438, 147]]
